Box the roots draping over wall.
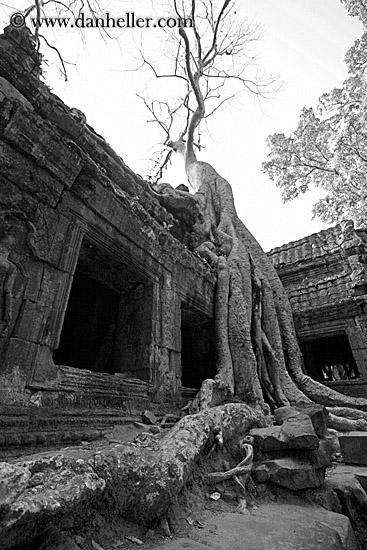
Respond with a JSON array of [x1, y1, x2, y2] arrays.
[[155, 157, 367, 430]]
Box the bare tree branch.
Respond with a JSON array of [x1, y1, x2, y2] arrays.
[[202, 0, 231, 66], [38, 34, 69, 80]]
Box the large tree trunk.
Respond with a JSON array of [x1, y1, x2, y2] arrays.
[[158, 25, 367, 429], [158, 157, 367, 428]]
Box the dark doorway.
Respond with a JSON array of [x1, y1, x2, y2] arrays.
[[300, 334, 359, 382], [53, 271, 119, 372], [54, 236, 153, 377], [181, 305, 216, 388]]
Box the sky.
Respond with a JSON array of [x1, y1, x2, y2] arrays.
[[0, 0, 363, 250]]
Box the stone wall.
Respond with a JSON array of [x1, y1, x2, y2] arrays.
[[268, 222, 367, 397], [0, 25, 216, 454]]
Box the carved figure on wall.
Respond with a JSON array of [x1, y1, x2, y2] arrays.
[[0, 232, 18, 336], [340, 219, 367, 294], [0, 211, 30, 337]]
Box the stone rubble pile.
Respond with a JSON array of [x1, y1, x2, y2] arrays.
[[250, 404, 337, 491]]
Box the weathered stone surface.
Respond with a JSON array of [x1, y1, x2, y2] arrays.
[[0, 76, 33, 109], [251, 407, 332, 492], [325, 464, 367, 548], [252, 464, 270, 483], [0, 455, 105, 550], [273, 405, 300, 425], [264, 457, 325, 490], [323, 428, 341, 458], [0, 24, 217, 419], [134, 421, 147, 430], [152, 506, 359, 550], [274, 404, 328, 439], [157, 540, 211, 550], [150, 425, 161, 434], [250, 426, 287, 453], [309, 439, 333, 468], [1, 101, 84, 187], [280, 414, 319, 450], [38, 527, 81, 550], [301, 404, 329, 438], [142, 410, 157, 425], [0, 462, 31, 510], [339, 432, 367, 466], [250, 416, 319, 454]]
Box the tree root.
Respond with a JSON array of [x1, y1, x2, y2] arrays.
[[327, 407, 367, 421], [206, 439, 253, 483], [168, 136, 367, 427], [294, 373, 367, 413], [328, 412, 367, 432]]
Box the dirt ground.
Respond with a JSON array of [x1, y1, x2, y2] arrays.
[[9, 420, 363, 550], [32, 467, 357, 550], [13, 419, 265, 550], [35, 466, 274, 550]]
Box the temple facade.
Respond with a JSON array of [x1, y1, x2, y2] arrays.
[[1, 25, 367, 456], [269, 222, 367, 399], [0, 26, 216, 453]]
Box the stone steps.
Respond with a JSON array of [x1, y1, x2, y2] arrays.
[[0, 407, 142, 459]]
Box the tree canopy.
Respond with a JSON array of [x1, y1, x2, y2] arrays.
[[132, 0, 277, 183], [262, 0, 367, 226]]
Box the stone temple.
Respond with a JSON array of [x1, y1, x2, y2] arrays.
[[1, 25, 367, 458]]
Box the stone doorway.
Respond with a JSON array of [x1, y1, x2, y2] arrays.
[[53, 236, 154, 380], [300, 334, 359, 382], [181, 304, 216, 389], [53, 271, 118, 373]]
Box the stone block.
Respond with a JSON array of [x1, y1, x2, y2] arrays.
[[23, 262, 44, 302], [323, 428, 341, 458], [339, 432, 367, 466], [0, 141, 64, 207], [273, 405, 301, 425], [142, 410, 157, 425], [1, 338, 38, 382], [150, 425, 161, 434], [250, 426, 287, 453], [251, 416, 319, 454], [30, 345, 58, 384], [13, 301, 50, 342], [280, 414, 319, 450], [301, 404, 329, 438], [274, 404, 328, 439], [264, 457, 325, 490], [37, 266, 68, 306], [0, 76, 33, 109], [310, 439, 333, 468], [2, 102, 83, 187]]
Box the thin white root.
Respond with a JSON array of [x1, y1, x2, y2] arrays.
[[206, 442, 253, 483]]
